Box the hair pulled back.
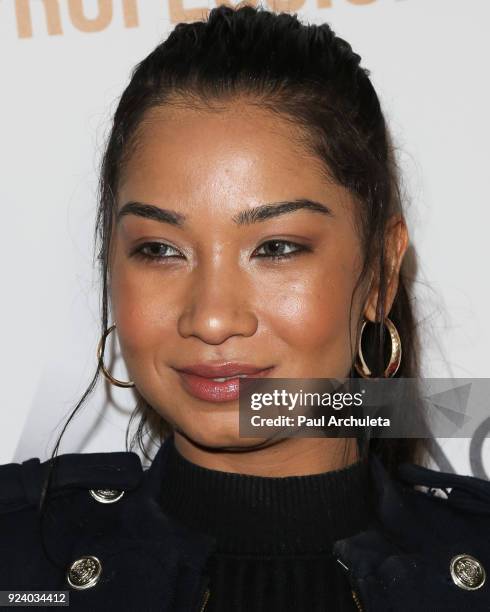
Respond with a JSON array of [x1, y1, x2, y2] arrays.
[[46, 5, 425, 506]]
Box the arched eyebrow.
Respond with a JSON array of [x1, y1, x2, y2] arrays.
[[116, 198, 333, 227]]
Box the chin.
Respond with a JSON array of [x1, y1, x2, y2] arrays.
[[177, 419, 273, 452]]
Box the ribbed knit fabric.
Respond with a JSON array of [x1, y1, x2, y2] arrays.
[[158, 436, 374, 612]]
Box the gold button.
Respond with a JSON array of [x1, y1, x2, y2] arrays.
[[66, 556, 102, 590], [450, 554, 486, 590], [89, 488, 125, 504]]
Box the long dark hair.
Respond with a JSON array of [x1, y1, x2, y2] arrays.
[[43, 4, 427, 512]]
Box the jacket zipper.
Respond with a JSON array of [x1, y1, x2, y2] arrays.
[[351, 588, 364, 611], [198, 584, 358, 612], [198, 583, 359, 611], [198, 587, 210, 612], [336, 557, 364, 611], [198, 576, 359, 610]]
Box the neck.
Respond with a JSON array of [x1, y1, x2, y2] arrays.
[[173, 434, 359, 477]]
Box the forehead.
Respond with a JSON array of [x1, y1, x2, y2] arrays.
[[117, 101, 350, 215]]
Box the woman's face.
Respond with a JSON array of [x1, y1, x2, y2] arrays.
[[109, 100, 380, 450]]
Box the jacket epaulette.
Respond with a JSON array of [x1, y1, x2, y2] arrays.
[[0, 451, 144, 513], [333, 456, 490, 611], [0, 440, 214, 611], [397, 460, 490, 514]]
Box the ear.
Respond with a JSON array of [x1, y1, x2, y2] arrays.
[[364, 215, 409, 322]]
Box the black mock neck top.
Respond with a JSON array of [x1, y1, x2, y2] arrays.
[[158, 436, 374, 611]]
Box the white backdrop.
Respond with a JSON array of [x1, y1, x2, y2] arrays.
[[1, 0, 489, 475]]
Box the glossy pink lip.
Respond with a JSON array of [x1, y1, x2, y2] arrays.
[[178, 362, 272, 378], [174, 362, 275, 403]]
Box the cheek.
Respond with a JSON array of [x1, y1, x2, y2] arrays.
[[271, 283, 348, 344], [109, 264, 176, 358], [262, 258, 359, 353]]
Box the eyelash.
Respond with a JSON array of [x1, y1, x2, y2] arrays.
[[131, 239, 310, 264]]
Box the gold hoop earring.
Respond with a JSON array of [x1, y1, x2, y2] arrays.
[[96, 324, 135, 388], [354, 316, 402, 378]]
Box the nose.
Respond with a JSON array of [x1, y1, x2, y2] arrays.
[[177, 261, 258, 345]]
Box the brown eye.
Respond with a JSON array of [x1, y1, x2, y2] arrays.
[[132, 242, 182, 262], [254, 240, 308, 259]]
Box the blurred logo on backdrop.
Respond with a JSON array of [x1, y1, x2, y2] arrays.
[[9, 0, 397, 39]]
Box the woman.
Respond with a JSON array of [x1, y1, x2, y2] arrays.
[[1, 5, 489, 611]]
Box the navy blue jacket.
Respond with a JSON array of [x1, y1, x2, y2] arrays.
[[1, 437, 490, 611]]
